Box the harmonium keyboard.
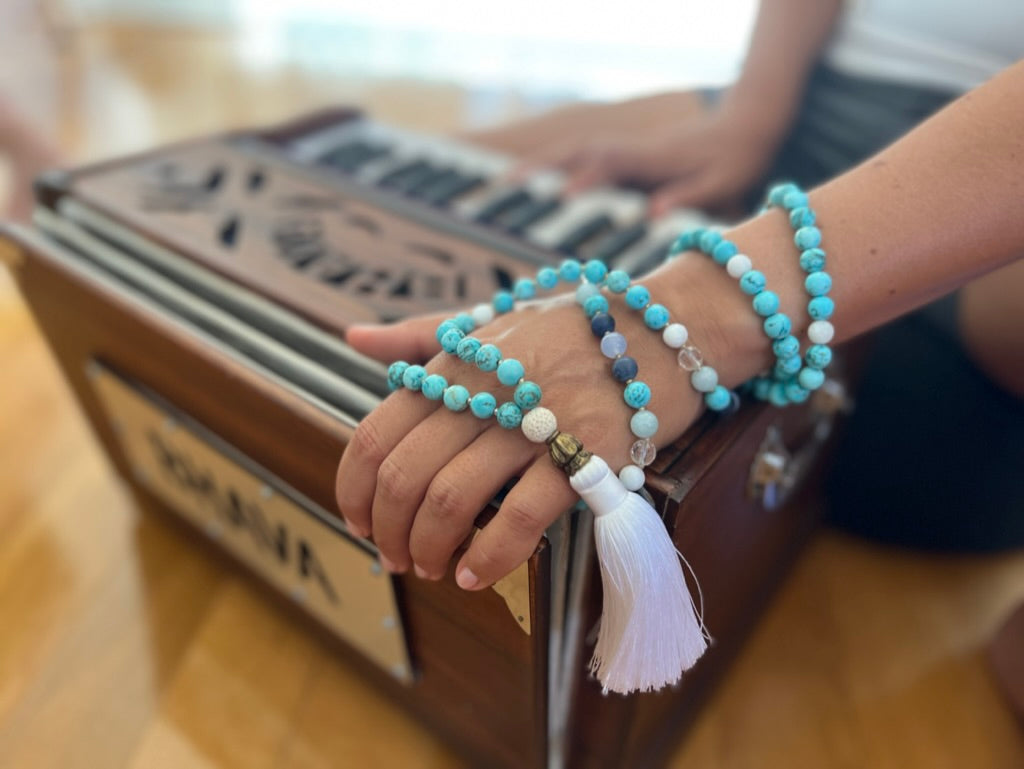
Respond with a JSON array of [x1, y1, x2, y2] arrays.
[[0, 108, 851, 769]]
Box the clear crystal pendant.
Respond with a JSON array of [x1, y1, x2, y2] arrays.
[[677, 344, 704, 371], [630, 438, 657, 467]]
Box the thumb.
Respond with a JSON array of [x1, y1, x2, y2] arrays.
[[345, 313, 447, 364]]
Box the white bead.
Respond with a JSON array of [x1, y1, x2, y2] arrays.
[[662, 323, 688, 348], [575, 282, 601, 304], [521, 407, 558, 443], [808, 320, 835, 345], [471, 303, 494, 326], [618, 464, 646, 492], [726, 254, 753, 278]]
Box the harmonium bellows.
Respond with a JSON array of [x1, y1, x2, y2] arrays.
[[1, 108, 849, 769]]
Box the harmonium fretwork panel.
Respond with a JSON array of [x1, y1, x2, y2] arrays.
[[0, 108, 849, 769]]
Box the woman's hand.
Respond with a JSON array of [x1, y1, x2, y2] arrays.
[[336, 289, 705, 590]]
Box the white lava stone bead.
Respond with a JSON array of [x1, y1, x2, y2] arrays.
[[726, 253, 753, 279], [471, 303, 495, 327], [521, 407, 558, 443], [618, 464, 646, 492], [808, 320, 835, 345], [662, 323, 689, 348]]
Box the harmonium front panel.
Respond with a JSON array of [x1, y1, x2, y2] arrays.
[[1, 109, 849, 769]]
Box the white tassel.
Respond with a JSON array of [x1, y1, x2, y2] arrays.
[[569, 455, 708, 695]]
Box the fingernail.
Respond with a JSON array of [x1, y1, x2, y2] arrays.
[[413, 564, 429, 580], [379, 555, 400, 574], [456, 566, 479, 591], [343, 518, 368, 538]]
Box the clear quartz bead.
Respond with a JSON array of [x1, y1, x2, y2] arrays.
[[630, 438, 657, 467], [677, 344, 704, 371]]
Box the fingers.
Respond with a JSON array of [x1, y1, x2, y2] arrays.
[[454, 459, 577, 591], [648, 172, 720, 218], [346, 313, 450, 363]]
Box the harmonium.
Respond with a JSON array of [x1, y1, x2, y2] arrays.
[[0, 108, 852, 769]]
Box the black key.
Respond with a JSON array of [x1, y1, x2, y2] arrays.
[[318, 141, 363, 167], [503, 198, 561, 236], [422, 174, 485, 206], [377, 159, 431, 189], [473, 189, 532, 224], [387, 163, 442, 195], [554, 214, 615, 255], [339, 144, 391, 173], [589, 222, 648, 262], [404, 168, 460, 198]]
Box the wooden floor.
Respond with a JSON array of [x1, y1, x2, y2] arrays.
[[1, 18, 1023, 769]]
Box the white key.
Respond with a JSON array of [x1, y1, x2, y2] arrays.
[[288, 118, 370, 164]]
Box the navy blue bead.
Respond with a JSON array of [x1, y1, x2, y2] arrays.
[[590, 312, 616, 338], [612, 356, 639, 382]]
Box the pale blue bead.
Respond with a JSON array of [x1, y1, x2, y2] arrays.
[[805, 271, 832, 297], [475, 343, 502, 372], [794, 226, 822, 250], [559, 259, 582, 282], [625, 285, 650, 310], [440, 327, 464, 353], [583, 259, 608, 284], [643, 304, 670, 330], [798, 367, 826, 391], [600, 332, 627, 358], [739, 270, 766, 295], [784, 381, 810, 403], [497, 358, 525, 386], [768, 381, 790, 407], [783, 190, 809, 209], [789, 206, 815, 228], [387, 361, 409, 392], [576, 281, 601, 305], [401, 365, 427, 391], [704, 385, 731, 411], [435, 319, 458, 344], [495, 401, 523, 430], [805, 344, 833, 370], [752, 290, 780, 317], [711, 239, 738, 265], [456, 336, 481, 364], [630, 410, 659, 439], [763, 313, 792, 340], [420, 374, 447, 400], [513, 278, 536, 300], [699, 230, 723, 254], [768, 183, 798, 206], [583, 294, 609, 318], [799, 247, 826, 273], [493, 291, 514, 314], [513, 380, 543, 410], [808, 296, 835, 320], [454, 313, 475, 333], [606, 269, 631, 293], [442, 385, 470, 411], [773, 335, 800, 359], [623, 381, 651, 409], [537, 266, 558, 289], [774, 355, 802, 377], [691, 366, 719, 392], [470, 392, 497, 418]]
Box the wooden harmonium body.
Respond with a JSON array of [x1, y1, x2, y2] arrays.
[[1, 109, 850, 769]]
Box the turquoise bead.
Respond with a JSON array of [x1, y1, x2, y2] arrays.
[[623, 381, 651, 409], [456, 336, 481, 364], [513, 380, 542, 409], [496, 358, 525, 386], [583, 259, 608, 283], [625, 285, 650, 310], [763, 313, 792, 339], [470, 392, 497, 418], [768, 381, 790, 407], [495, 401, 523, 429], [442, 385, 470, 411], [805, 344, 833, 370], [753, 377, 772, 401], [711, 239, 738, 265], [768, 183, 798, 206], [643, 304, 670, 330], [798, 367, 826, 391], [606, 269, 631, 293], [775, 354, 802, 376], [752, 290, 780, 317], [513, 278, 536, 300], [454, 313, 475, 333], [401, 365, 427, 391], [773, 335, 800, 359], [493, 291, 514, 314], [789, 206, 815, 228], [558, 259, 582, 282], [799, 247, 826, 272], [440, 327, 464, 353], [387, 361, 409, 392], [583, 294, 609, 318], [739, 270, 767, 295], [699, 230, 723, 254], [784, 381, 810, 403], [475, 343, 502, 372], [794, 226, 822, 250], [670, 230, 696, 255], [420, 374, 447, 401], [630, 410, 659, 439], [782, 190, 809, 209], [537, 266, 558, 289], [808, 296, 835, 320], [805, 271, 832, 296], [705, 385, 732, 411], [435, 319, 458, 344]]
